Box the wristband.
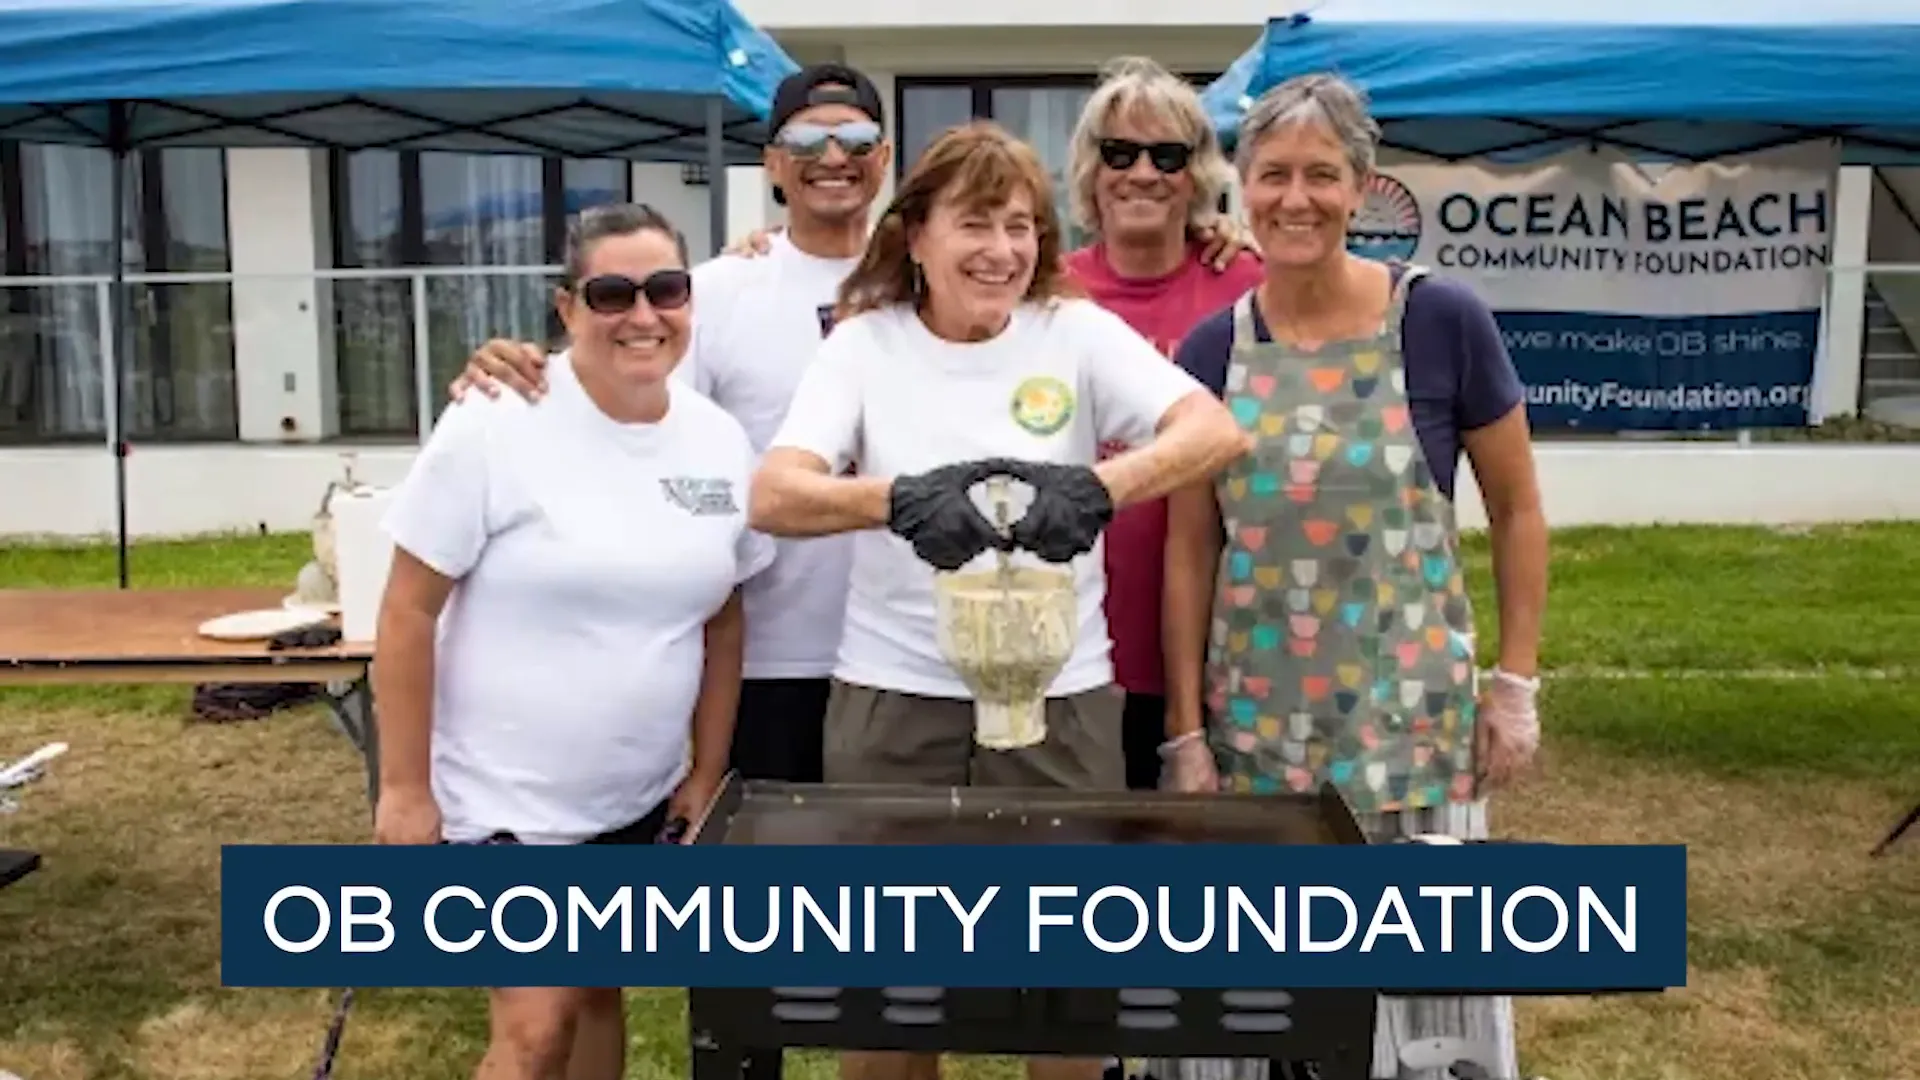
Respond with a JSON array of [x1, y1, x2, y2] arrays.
[[1491, 668, 1540, 694], [1158, 728, 1205, 759]]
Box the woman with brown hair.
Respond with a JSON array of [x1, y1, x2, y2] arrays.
[[747, 121, 1247, 1080]]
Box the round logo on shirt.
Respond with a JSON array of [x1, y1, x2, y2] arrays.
[[1009, 376, 1074, 436]]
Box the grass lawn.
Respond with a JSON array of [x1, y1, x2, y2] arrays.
[[1, 523, 1917, 1080]]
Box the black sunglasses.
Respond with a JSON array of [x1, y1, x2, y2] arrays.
[[1098, 138, 1193, 174], [775, 120, 883, 159], [576, 269, 692, 315]]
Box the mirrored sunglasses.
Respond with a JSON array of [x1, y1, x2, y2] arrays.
[[775, 120, 883, 159], [577, 270, 692, 315], [1098, 138, 1193, 174]]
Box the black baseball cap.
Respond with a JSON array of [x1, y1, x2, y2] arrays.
[[766, 63, 887, 206], [768, 63, 886, 136]]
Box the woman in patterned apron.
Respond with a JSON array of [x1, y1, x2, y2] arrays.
[[1150, 76, 1551, 1080]]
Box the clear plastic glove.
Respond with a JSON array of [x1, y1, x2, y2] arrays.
[[888, 459, 1018, 572], [993, 461, 1115, 564], [1475, 668, 1541, 791], [1158, 730, 1220, 793]]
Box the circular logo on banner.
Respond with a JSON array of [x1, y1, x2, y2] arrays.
[[1349, 172, 1422, 263], [1009, 376, 1075, 436]]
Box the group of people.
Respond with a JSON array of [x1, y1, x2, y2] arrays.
[[370, 55, 1549, 1080]]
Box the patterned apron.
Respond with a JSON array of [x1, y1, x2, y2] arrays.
[[1206, 264, 1479, 815], [1135, 265, 1519, 1080]]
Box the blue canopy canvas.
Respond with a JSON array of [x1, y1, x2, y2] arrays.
[[1201, 1, 1920, 164], [0, 0, 800, 586], [0, 0, 798, 162]]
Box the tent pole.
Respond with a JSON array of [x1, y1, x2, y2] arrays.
[[706, 96, 727, 260], [108, 102, 131, 589]]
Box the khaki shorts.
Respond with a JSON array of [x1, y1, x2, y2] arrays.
[[823, 679, 1127, 790]]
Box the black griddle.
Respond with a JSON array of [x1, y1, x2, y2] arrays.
[[692, 779, 1367, 848], [685, 775, 1378, 1080]]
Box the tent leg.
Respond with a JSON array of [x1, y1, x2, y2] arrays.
[[108, 103, 132, 589], [706, 96, 728, 260]]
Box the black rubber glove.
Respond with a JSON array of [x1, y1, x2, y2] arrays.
[[887, 459, 1018, 572], [998, 461, 1115, 564]]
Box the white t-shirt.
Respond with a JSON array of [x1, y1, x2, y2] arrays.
[[677, 234, 862, 680], [767, 298, 1205, 699], [383, 352, 774, 845]]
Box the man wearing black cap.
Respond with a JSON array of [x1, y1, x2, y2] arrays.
[[762, 63, 889, 229], [449, 64, 889, 788]]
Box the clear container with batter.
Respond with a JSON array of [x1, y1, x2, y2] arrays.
[[932, 476, 1078, 750]]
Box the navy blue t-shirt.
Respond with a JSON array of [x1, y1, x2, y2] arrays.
[[1172, 273, 1525, 501]]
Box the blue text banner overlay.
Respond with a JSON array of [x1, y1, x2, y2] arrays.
[[220, 844, 1687, 991]]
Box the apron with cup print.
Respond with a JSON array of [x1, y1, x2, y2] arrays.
[[1206, 264, 1479, 815]]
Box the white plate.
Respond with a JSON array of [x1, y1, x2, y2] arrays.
[[198, 608, 332, 642]]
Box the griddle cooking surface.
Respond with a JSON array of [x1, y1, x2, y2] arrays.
[[704, 782, 1359, 847]]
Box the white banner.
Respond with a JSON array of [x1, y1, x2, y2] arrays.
[[1352, 141, 1840, 429]]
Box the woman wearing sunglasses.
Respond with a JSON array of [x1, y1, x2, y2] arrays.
[[371, 203, 772, 1080], [444, 66, 896, 823], [749, 121, 1249, 1080]]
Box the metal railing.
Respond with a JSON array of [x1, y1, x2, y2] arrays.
[[1830, 263, 1920, 421], [3, 263, 1920, 450], [0, 264, 567, 447]]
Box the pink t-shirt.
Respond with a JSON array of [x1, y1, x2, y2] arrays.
[[1065, 241, 1266, 698]]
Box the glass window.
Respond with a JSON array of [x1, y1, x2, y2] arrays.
[[991, 87, 1095, 249], [899, 85, 974, 171], [0, 145, 235, 444], [138, 148, 235, 441], [332, 151, 413, 437], [564, 159, 630, 216], [896, 75, 1228, 251], [895, 79, 1099, 248], [417, 153, 550, 420], [328, 151, 632, 437]]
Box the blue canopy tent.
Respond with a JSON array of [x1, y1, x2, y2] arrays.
[[0, 0, 799, 585], [1201, 2, 1920, 164]]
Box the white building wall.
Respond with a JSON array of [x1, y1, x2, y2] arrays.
[[3, 1, 1919, 541], [225, 148, 335, 444], [9, 441, 1920, 541]]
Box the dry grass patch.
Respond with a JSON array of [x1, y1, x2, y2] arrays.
[[1494, 746, 1912, 927], [131, 995, 426, 1080], [4, 519, 1919, 1080], [1, 701, 374, 1078], [1517, 965, 1826, 1080], [0, 1035, 90, 1080], [1499, 743, 1919, 1080]]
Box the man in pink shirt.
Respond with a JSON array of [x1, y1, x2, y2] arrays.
[[1061, 57, 1265, 792]]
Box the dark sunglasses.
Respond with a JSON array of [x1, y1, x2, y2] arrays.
[[1098, 137, 1193, 174], [775, 120, 883, 159], [576, 269, 692, 315]]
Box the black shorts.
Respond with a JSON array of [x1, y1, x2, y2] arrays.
[[729, 677, 829, 783], [1121, 692, 1167, 792], [456, 799, 671, 846]]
